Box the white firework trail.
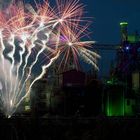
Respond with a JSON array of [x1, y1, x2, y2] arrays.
[[7, 34, 16, 96], [15, 50, 60, 109], [18, 20, 58, 88], [0, 31, 8, 99], [80, 48, 99, 71], [18, 20, 59, 88], [13, 37, 27, 103], [17, 43, 46, 100], [19, 35, 37, 86], [0, 0, 100, 118]]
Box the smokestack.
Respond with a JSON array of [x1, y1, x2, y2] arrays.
[[120, 22, 128, 43]]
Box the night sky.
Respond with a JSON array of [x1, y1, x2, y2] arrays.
[[2, 0, 140, 44], [24, 0, 140, 44], [83, 0, 140, 77], [2, 0, 140, 77], [24, 0, 140, 77], [89, 0, 140, 44]]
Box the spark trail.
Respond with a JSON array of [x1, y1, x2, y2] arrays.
[[0, 0, 100, 117]]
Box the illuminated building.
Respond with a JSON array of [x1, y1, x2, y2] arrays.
[[103, 82, 135, 116], [104, 22, 140, 116]]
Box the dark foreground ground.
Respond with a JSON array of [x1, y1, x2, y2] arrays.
[[0, 116, 140, 140]]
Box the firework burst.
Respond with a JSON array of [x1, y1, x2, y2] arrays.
[[0, 0, 99, 117]]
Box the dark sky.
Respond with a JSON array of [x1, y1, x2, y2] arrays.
[[80, 0, 140, 44], [2, 0, 140, 44], [24, 0, 140, 77], [2, 0, 140, 77], [82, 0, 140, 77], [25, 0, 140, 44]]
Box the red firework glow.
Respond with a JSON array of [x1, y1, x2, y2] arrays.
[[0, 0, 99, 70]]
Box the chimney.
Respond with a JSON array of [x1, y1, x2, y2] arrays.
[[120, 22, 128, 43]]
